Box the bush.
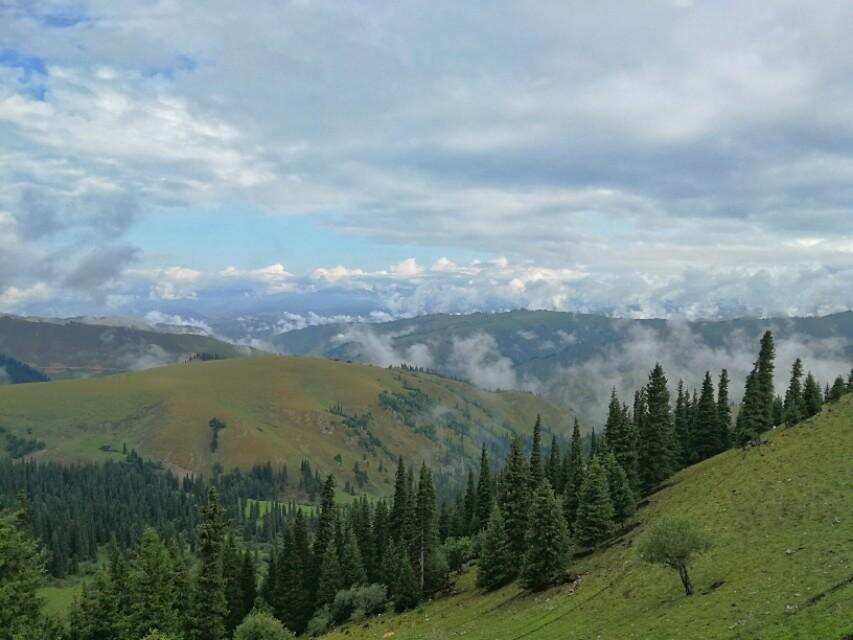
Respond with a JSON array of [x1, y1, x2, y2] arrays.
[[306, 606, 331, 637], [233, 611, 295, 640], [354, 583, 387, 616], [443, 536, 474, 573], [330, 584, 388, 625]]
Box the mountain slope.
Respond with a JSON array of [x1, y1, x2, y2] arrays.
[[324, 394, 853, 640], [0, 356, 570, 490], [0, 314, 251, 378]]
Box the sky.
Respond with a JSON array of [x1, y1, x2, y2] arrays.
[[1, 0, 852, 322]]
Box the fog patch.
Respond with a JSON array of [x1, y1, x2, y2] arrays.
[[331, 327, 433, 369], [448, 332, 518, 391], [118, 344, 174, 371]]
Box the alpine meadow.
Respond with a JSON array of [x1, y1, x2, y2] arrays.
[[1, 3, 852, 640]]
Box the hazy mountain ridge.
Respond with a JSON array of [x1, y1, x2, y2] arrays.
[[272, 309, 853, 419]]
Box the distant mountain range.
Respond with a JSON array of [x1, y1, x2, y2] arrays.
[[0, 314, 252, 379]]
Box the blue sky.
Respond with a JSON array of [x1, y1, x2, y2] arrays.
[[1, 1, 852, 320]]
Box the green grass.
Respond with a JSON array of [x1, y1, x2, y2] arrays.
[[0, 356, 568, 493], [323, 395, 853, 640]]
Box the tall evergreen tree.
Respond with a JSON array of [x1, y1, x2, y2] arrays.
[[529, 415, 544, 489], [639, 364, 677, 490], [717, 369, 732, 449], [0, 515, 45, 640], [187, 489, 228, 640], [339, 525, 366, 589], [755, 331, 776, 432], [783, 358, 804, 426], [389, 457, 409, 542], [674, 381, 692, 465], [498, 436, 530, 574], [316, 541, 342, 607], [734, 368, 761, 446], [414, 464, 443, 593], [521, 483, 571, 591], [547, 434, 562, 494], [393, 550, 421, 613], [693, 372, 723, 460], [476, 505, 513, 591], [127, 528, 180, 639], [475, 446, 493, 532], [463, 469, 477, 534], [574, 457, 615, 547], [562, 418, 585, 526], [603, 453, 636, 524], [803, 372, 823, 418]]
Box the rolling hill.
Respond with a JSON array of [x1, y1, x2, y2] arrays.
[[0, 356, 570, 491], [323, 393, 853, 640], [0, 314, 251, 379]]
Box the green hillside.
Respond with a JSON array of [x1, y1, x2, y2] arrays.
[[323, 394, 853, 640], [0, 356, 569, 490], [0, 314, 250, 378]]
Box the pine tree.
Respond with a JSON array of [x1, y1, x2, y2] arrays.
[[639, 364, 677, 490], [529, 415, 544, 489], [674, 381, 692, 465], [562, 418, 585, 526], [717, 369, 732, 449], [463, 469, 477, 534], [476, 505, 513, 591], [546, 435, 562, 494], [475, 446, 493, 532], [498, 436, 530, 574], [603, 453, 636, 523], [187, 489, 228, 640], [339, 526, 366, 589], [772, 395, 784, 426], [310, 474, 336, 607], [783, 358, 804, 426], [316, 541, 342, 607], [755, 331, 776, 432], [574, 457, 615, 547], [803, 372, 823, 417], [414, 464, 444, 594], [829, 376, 847, 402], [0, 515, 45, 639], [389, 458, 409, 542], [693, 372, 723, 460], [521, 483, 571, 591], [393, 550, 421, 612], [239, 550, 257, 624], [127, 528, 180, 639], [370, 500, 389, 585]]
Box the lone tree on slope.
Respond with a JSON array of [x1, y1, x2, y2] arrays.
[[638, 517, 711, 596]]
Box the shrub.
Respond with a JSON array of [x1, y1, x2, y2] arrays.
[[354, 583, 387, 617], [233, 611, 294, 640], [638, 517, 711, 596], [443, 536, 474, 573], [306, 606, 331, 637]]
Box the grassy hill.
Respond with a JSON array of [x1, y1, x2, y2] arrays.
[[0, 356, 570, 490], [323, 394, 853, 640], [0, 314, 250, 379]]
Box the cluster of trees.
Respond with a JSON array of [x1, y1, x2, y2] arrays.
[[0, 454, 315, 578], [0, 352, 50, 383]]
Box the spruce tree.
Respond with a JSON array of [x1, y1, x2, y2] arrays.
[[803, 372, 823, 417], [187, 489, 228, 640], [604, 453, 636, 523], [755, 331, 776, 432], [783, 358, 804, 426], [339, 526, 366, 589], [0, 515, 45, 639], [693, 372, 723, 460], [414, 464, 443, 593], [735, 367, 760, 445], [674, 381, 692, 465], [562, 418, 585, 526], [475, 446, 493, 532], [574, 457, 615, 547], [393, 550, 421, 612], [546, 435, 562, 494], [389, 458, 408, 542], [463, 469, 477, 534], [476, 505, 513, 591], [316, 541, 342, 607], [497, 436, 530, 574], [717, 369, 732, 449], [521, 483, 571, 591], [829, 376, 847, 402], [529, 415, 544, 489], [639, 364, 677, 490], [128, 528, 180, 639]]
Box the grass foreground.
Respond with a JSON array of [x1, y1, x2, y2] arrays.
[[323, 395, 853, 640]]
